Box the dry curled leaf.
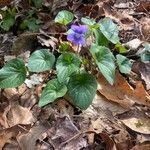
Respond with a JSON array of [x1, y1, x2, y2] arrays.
[[140, 17, 150, 41], [7, 104, 35, 127], [46, 116, 87, 150], [0, 125, 30, 149], [17, 124, 49, 150], [98, 72, 150, 108], [117, 108, 150, 135], [121, 118, 150, 134], [131, 144, 150, 150]]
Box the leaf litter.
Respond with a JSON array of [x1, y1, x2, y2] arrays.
[[0, 0, 150, 149]]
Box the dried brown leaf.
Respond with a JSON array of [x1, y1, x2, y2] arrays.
[[117, 108, 150, 135], [131, 144, 150, 150], [46, 116, 87, 150], [7, 104, 35, 127], [17, 124, 49, 150], [0, 125, 30, 149], [140, 17, 150, 41], [98, 72, 150, 108]]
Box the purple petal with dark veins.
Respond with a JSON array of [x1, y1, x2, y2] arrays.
[[71, 25, 88, 34], [67, 32, 86, 45]]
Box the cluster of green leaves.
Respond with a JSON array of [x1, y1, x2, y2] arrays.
[[80, 16, 132, 84], [20, 9, 42, 32], [0, 49, 97, 109], [0, 0, 43, 32], [0, 8, 16, 31], [0, 10, 136, 110]]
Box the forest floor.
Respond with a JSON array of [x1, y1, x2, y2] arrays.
[[0, 0, 150, 150]]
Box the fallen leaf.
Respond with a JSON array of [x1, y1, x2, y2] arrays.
[[125, 38, 143, 50], [137, 134, 150, 143], [46, 116, 87, 150], [131, 144, 150, 150], [135, 1, 150, 13], [121, 118, 150, 134], [117, 108, 150, 134], [3, 88, 18, 99], [17, 124, 49, 150], [98, 72, 150, 108], [0, 125, 30, 149], [0, 0, 13, 7], [25, 74, 43, 88], [102, 1, 135, 31], [100, 132, 117, 150], [140, 17, 150, 41], [114, 2, 132, 9], [140, 63, 150, 90], [4, 55, 16, 62], [7, 103, 35, 127]]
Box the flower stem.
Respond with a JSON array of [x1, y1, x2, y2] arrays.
[[76, 45, 81, 54]]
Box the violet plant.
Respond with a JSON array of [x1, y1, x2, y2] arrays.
[[0, 10, 134, 109]]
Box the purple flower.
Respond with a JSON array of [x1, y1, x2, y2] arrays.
[[67, 25, 88, 45]]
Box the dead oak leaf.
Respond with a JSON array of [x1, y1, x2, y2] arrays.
[[17, 124, 49, 150], [121, 117, 150, 135], [117, 108, 150, 135], [7, 104, 35, 127], [131, 144, 150, 150], [98, 72, 150, 108], [0, 125, 30, 149]]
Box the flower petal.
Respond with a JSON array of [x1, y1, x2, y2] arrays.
[[67, 32, 86, 45], [67, 33, 75, 42], [71, 25, 88, 34], [77, 36, 86, 45]]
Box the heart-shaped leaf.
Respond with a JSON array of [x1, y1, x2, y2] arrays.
[[28, 49, 55, 72], [56, 53, 81, 83], [93, 29, 109, 46], [90, 44, 116, 85], [140, 43, 150, 62], [81, 17, 99, 29], [38, 79, 67, 107], [116, 54, 132, 74], [55, 10, 74, 25], [0, 58, 26, 88], [140, 52, 150, 62], [1, 14, 15, 31], [67, 72, 97, 109], [99, 17, 119, 44]]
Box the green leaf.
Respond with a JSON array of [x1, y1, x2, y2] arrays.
[[67, 72, 97, 109], [99, 17, 119, 44], [31, 0, 42, 8], [20, 18, 41, 32], [116, 54, 132, 74], [143, 43, 150, 52], [38, 79, 67, 107], [0, 59, 26, 88], [81, 17, 99, 29], [54, 10, 74, 25], [56, 53, 81, 83], [28, 49, 55, 72], [141, 52, 150, 62], [115, 42, 127, 53], [1, 15, 15, 31], [90, 44, 116, 85], [93, 29, 109, 46], [59, 42, 70, 52], [140, 43, 150, 62]]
